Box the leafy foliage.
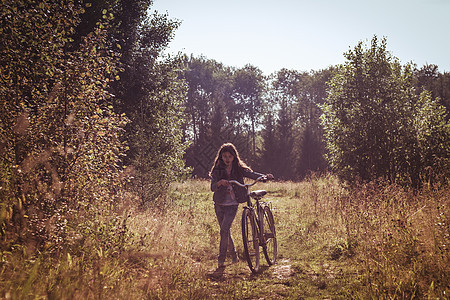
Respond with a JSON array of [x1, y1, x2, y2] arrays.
[[183, 56, 234, 144], [0, 0, 128, 254], [0, 2, 449, 294], [181, 58, 333, 178], [232, 65, 266, 157], [321, 36, 450, 186], [121, 11, 190, 206], [259, 69, 330, 179], [71, 0, 190, 205], [414, 64, 450, 113], [182, 57, 264, 176]]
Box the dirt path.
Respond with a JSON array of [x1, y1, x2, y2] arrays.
[[201, 256, 352, 299]]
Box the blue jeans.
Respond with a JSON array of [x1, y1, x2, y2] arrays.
[[214, 204, 239, 264]]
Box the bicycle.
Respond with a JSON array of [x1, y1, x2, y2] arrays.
[[229, 176, 277, 273]]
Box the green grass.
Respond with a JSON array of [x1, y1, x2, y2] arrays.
[[1, 176, 449, 299]]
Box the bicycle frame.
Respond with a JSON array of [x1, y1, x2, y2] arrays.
[[229, 175, 267, 211], [229, 176, 277, 273], [228, 176, 267, 204]]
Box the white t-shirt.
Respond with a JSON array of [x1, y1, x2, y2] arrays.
[[220, 185, 238, 206]]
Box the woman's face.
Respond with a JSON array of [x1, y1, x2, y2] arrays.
[[221, 151, 235, 168]]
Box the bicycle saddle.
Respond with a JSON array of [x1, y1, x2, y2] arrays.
[[249, 190, 267, 198]]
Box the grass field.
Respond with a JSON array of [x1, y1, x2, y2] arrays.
[[1, 175, 449, 299]]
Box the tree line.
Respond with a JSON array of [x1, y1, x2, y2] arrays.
[[182, 47, 450, 184], [1, 0, 449, 257]]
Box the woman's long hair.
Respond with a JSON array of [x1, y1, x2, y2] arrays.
[[209, 143, 251, 177]]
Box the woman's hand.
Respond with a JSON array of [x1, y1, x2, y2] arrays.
[[266, 174, 274, 180], [217, 179, 230, 187]]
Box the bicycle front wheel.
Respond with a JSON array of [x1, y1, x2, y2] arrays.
[[242, 208, 260, 273], [262, 205, 277, 265]]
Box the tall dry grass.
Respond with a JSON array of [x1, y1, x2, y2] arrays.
[[1, 176, 448, 299], [341, 181, 450, 299]]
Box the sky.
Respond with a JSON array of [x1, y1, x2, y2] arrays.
[[151, 0, 450, 75]]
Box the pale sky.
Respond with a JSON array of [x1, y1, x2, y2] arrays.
[[151, 0, 450, 75]]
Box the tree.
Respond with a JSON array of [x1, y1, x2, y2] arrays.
[[321, 36, 450, 186], [184, 56, 228, 144], [1, 0, 127, 250], [232, 65, 266, 158], [70, 0, 190, 204], [275, 97, 296, 179], [260, 110, 277, 172], [269, 69, 330, 179], [123, 11, 189, 205], [414, 64, 450, 113], [295, 70, 331, 177], [182, 56, 238, 177]]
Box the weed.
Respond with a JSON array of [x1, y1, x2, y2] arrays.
[[1, 176, 448, 299]]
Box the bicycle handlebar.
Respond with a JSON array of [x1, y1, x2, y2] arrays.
[[228, 176, 268, 188]]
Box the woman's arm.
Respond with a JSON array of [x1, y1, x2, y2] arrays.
[[210, 169, 228, 192], [242, 168, 265, 180], [210, 172, 219, 192], [242, 168, 274, 181]]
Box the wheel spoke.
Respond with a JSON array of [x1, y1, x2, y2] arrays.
[[262, 206, 277, 265], [242, 208, 260, 273]]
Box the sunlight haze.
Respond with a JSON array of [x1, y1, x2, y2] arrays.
[[151, 0, 450, 75]]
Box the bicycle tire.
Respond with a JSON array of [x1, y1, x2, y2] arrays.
[[262, 205, 277, 265], [242, 208, 260, 273]]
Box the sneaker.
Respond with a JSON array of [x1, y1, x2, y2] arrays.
[[232, 257, 239, 264], [218, 262, 225, 268]]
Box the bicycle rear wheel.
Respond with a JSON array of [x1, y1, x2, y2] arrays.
[[262, 206, 277, 265], [242, 208, 260, 273]]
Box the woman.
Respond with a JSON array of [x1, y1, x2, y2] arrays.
[[209, 143, 273, 268]]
